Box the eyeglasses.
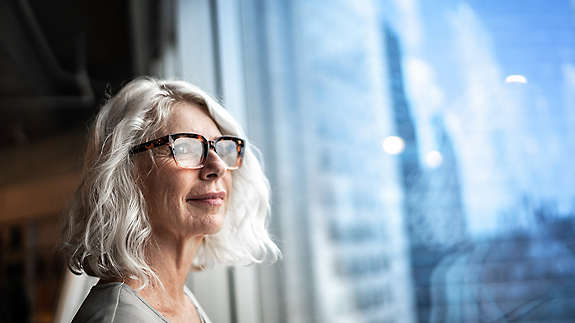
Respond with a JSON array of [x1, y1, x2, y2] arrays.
[[130, 133, 245, 170]]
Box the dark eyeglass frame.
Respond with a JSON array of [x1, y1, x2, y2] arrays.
[[130, 133, 246, 170]]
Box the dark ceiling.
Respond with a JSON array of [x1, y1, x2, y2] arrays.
[[0, 0, 154, 148]]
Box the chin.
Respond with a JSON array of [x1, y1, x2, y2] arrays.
[[192, 211, 225, 236]]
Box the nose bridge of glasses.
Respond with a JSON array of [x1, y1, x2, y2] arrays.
[[208, 140, 217, 151], [206, 140, 225, 162], [207, 140, 220, 160]]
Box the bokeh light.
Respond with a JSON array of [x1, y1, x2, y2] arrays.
[[382, 136, 405, 155]]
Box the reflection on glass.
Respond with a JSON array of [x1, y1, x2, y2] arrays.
[[243, 0, 575, 322], [505, 74, 528, 84], [382, 136, 406, 155], [424, 150, 443, 168]]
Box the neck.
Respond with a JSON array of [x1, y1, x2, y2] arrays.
[[125, 232, 204, 306]]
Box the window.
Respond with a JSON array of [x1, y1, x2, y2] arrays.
[[234, 1, 575, 322]]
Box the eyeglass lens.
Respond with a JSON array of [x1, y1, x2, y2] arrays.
[[172, 137, 240, 169]]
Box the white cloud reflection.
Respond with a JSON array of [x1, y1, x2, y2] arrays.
[[446, 3, 521, 234], [391, 0, 422, 51]]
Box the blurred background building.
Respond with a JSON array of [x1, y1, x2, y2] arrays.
[[1, 0, 575, 322]]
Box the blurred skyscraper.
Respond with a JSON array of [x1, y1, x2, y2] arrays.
[[382, 25, 469, 322]]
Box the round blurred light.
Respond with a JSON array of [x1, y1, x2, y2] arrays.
[[382, 136, 405, 155], [505, 74, 527, 84], [425, 150, 443, 168]]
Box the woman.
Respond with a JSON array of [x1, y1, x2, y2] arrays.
[[63, 77, 280, 322]]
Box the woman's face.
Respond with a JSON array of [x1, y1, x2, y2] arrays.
[[138, 102, 233, 240]]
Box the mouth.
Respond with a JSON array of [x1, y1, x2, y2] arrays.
[[186, 191, 226, 207]]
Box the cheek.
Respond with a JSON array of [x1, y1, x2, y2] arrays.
[[142, 169, 188, 216], [144, 184, 175, 222], [224, 173, 233, 207], [144, 181, 191, 234]]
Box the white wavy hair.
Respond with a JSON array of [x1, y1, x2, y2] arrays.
[[63, 77, 280, 287]]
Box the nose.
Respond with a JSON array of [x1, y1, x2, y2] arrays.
[[199, 148, 226, 180]]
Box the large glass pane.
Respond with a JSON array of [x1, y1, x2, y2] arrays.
[[238, 1, 575, 322]]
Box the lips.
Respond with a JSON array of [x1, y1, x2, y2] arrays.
[[186, 191, 226, 207]]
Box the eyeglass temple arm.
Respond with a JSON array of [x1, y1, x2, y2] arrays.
[[129, 136, 171, 154]]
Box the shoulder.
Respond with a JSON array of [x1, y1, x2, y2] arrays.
[[72, 282, 167, 323]]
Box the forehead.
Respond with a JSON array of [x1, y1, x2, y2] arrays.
[[165, 102, 222, 139]]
